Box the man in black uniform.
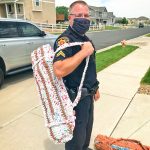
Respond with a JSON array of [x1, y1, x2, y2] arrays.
[[53, 1, 100, 150]]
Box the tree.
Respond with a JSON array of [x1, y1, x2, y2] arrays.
[[122, 17, 128, 25], [115, 17, 128, 25], [56, 6, 69, 21]]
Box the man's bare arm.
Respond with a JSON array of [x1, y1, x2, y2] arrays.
[[53, 42, 94, 79]]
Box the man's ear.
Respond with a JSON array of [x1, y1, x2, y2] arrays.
[[68, 16, 73, 26]]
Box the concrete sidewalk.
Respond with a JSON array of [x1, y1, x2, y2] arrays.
[[90, 36, 150, 148], [0, 36, 150, 150]]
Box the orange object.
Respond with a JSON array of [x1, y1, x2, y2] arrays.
[[121, 40, 126, 47], [94, 134, 150, 150]]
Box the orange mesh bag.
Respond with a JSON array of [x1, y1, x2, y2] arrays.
[[94, 134, 150, 150]]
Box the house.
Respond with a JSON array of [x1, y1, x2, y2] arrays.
[[128, 16, 150, 25], [137, 16, 150, 24], [0, 0, 56, 24], [56, 14, 64, 23], [89, 6, 115, 25], [107, 12, 115, 25]]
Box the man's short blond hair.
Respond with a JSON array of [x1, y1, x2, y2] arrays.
[[69, 0, 89, 14]]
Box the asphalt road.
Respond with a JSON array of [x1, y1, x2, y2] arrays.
[[87, 26, 150, 50]]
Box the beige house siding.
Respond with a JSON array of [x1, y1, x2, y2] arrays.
[[22, 0, 56, 24], [42, 2, 56, 24], [0, 0, 56, 24]]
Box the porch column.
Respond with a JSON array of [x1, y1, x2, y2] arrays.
[[22, 4, 25, 19], [5, 3, 8, 18], [14, 2, 17, 19]]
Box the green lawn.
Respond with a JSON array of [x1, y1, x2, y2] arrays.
[[141, 67, 150, 85], [96, 45, 138, 72], [146, 33, 150, 37], [50, 32, 61, 35], [105, 26, 121, 30]]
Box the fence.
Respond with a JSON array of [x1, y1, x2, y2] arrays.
[[35, 23, 104, 33]]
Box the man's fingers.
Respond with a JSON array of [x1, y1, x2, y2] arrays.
[[94, 90, 100, 101]]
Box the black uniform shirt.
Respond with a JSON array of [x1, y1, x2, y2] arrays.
[[53, 26, 98, 90]]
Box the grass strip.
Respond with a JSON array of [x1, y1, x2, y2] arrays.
[[141, 67, 150, 85], [96, 45, 138, 72], [146, 33, 150, 37], [105, 26, 121, 30]]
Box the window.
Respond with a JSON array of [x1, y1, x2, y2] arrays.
[[17, 4, 21, 13], [35, 0, 40, 6], [0, 22, 19, 38], [18, 22, 42, 37], [7, 4, 13, 13], [32, 0, 42, 11]]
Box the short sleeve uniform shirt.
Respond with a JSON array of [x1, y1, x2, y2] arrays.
[[53, 26, 97, 90]]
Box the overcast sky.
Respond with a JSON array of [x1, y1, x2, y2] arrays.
[[55, 0, 150, 18]]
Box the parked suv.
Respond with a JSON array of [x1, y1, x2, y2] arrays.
[[0, 19, 57, 87]]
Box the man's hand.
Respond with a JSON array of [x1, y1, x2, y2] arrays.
[[53, 41, 94, 78], [81, 42, 94, 57], [94, 89, 100, 101]]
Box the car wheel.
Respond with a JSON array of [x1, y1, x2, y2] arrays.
[[0, 68, 4, 88]]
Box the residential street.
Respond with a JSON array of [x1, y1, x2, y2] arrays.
[[87, 26, 150, 50]]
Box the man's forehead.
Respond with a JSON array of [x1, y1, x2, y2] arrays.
[[71, 4, 89, 12]]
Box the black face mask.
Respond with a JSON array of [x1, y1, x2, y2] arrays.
[[72, 18, 90, 35]]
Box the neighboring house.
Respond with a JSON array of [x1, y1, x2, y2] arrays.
[[107, 12, 115, 25], [137, 16, 149, 22], [128, 16, 150, 25], [89, 6, 115, 25], [0, 0, 56, 24], [137, 16, 150, 24], [56, 14, 64, 23], [127, 18, 137, 25]]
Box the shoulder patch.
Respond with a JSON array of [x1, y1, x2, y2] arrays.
[[57, 37, 69, 47], [56, 50, 66, 58]]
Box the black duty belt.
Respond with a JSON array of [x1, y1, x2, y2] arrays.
[[66, 87, 98, 102]]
